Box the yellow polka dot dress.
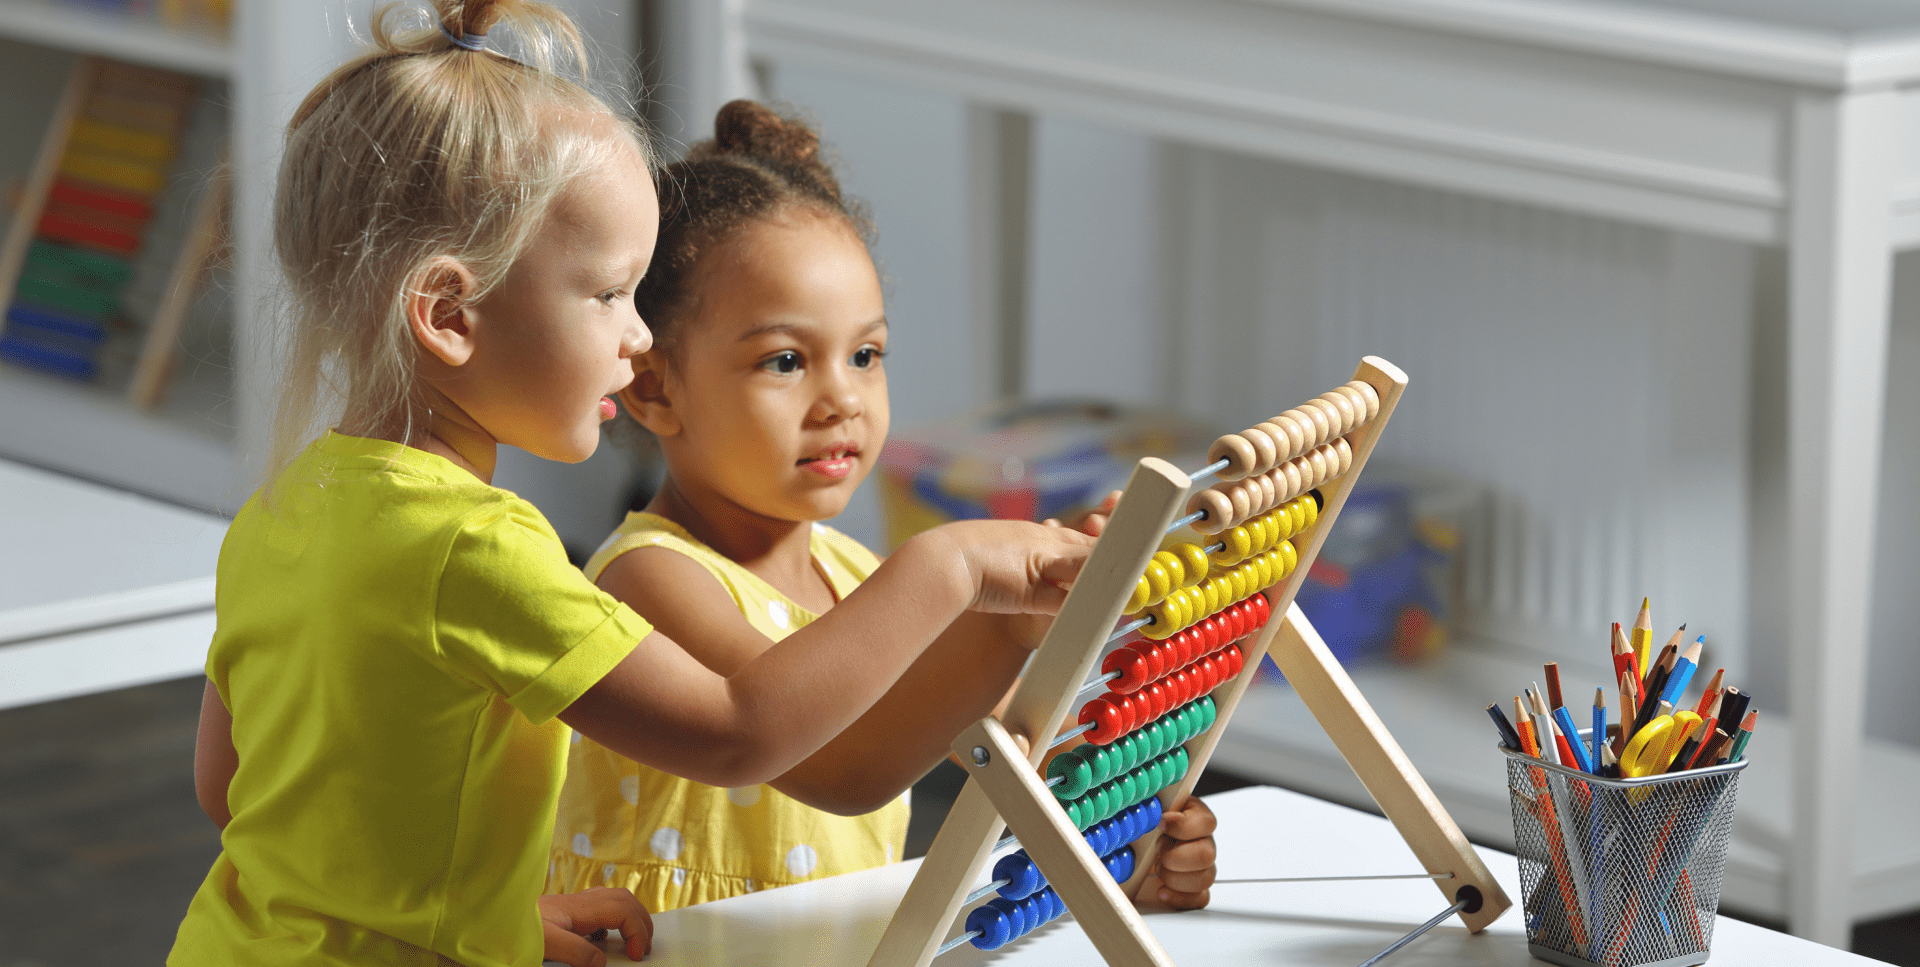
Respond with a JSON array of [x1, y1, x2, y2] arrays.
[[547, 513, 910, 911]]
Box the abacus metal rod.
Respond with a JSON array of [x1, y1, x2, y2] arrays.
[[934, 930, 980, 957], [1107, 615, 1151, 643], [1354, 895, 1471, 967], [1186, 456, 1230, 484], [1217, 872, 1454, 885]]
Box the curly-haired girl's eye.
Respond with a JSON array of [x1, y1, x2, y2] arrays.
[[851, 346, 884, 369], [761, 351, 802, 374]]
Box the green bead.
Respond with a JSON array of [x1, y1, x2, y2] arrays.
[[1049, 750, 1091, 800], [1142, 719, 1168, 759], [1199, 696, 1217, 731], [1089, 745, 1117, 786], [1091, 783, 1114, 822], [1172, 747, 1192, 782], [1069, 798, 1089, 831], [1111, 734, 1136, 774]]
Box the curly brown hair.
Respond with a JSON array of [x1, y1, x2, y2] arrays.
[[635, 99, 875, 361]]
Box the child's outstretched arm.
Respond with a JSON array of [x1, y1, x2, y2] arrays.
[[559, 520, 1092, 790], [193, 680, 237, 830]]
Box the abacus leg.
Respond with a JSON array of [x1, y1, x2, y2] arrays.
[[866, 777, 1012, 967], [958, 718, 1174, 967], [1267, 602, 1513, 933]]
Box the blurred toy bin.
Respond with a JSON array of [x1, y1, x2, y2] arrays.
[[876, 400, 1214, 550], [1268, 464, 1478, 678]]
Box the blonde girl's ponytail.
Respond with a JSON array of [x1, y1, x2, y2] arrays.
[[264, 0, 648, 497]]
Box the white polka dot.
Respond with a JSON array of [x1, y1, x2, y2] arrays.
[[727, 785, 761, 808], [673, 868, 687, 886], [885, 843, 893, 864], [767, 600, 790, 629], [594, 533, 622, 555], [785, 843, 819, 878], [619, 775, 640, 805], [549, 861, 556, 877], [570, 729, 581, 745], [603, 863, 616, 883], [745, 878, 757, 892], [571, 833, 593, 858], [650, 827, 684, 862], [811, 522, 826, 533]]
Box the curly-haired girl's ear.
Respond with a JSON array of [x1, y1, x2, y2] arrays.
[[619, 353, 681, 437]]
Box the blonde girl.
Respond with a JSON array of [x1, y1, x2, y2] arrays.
[[549, 100, 1219, 916], [171, 8, 1092, 967]]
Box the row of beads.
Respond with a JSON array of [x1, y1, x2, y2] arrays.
[[1206, 380, 1380, 482], [1208, 494, 1318, 569], [1125, 496, 1314, 615], [1056, 695, 1218, 798], [1104, 594, 1271, 694], [1077, 646, 1240, 747], [992, 798, 1162, 899], [1142, 543, 1294, 640], [965, 848, 1136, 951], [1061, 743, 1192, 832], [1188, 439, 1348, 535]]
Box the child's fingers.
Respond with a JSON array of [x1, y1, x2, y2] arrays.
[[1157, 835, 1218, 884], [1160, 796, 1220, 840], [539, 889, 654, 963], [1136, 872, 1212, 911], [541, 923, 610, 967]]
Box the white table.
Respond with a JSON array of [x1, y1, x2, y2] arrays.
[[0, 457, 226, 709], [708, 0, 1920, 943], [613, 785, 1873, 966]]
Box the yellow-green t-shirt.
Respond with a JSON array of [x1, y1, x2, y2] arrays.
[[170, 432, 651, 967], [546, 512, 909, 911]]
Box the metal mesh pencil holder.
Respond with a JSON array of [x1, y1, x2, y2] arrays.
[[1502, 746, 1745, 967]]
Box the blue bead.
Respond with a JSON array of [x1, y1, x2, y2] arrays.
[[1041, 887, 1064, 922], [1109, 846, 1136, 884], [967, 902, 1012, 950], [995, 852, 1042, 899], [1016, 895, 1044, 937]]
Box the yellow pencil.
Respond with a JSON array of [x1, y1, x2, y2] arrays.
[[1631, 597, 1653, 672]]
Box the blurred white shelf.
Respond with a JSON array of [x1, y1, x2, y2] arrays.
[[0, 0, 229, 77], [0, 457, 225, 709], [0, 360, 237, 513], [1212, 641, 1920, 924]]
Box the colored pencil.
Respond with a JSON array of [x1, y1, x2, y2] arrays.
[[1487, 701, 1523, 750], [1554, 705, 1594, 773], [1691, 727, 1732, 770], [1616, 669, 1639, 754], [1590, 688, 1606, 775], [1691, 668, 1725, 718], [1715, 687, 1751, 738], [1530, 688, 1562, 766], [1610, 622, 1643, 706], [1729, 710, 1758, 761], [1515, 697, 1539, 757], [1544, 661, 1565, 713], [1630, 598, 1653, 672], [1659, 635, 1704, 707]]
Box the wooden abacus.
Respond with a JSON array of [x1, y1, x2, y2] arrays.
[[867, 356, 1511, 967]]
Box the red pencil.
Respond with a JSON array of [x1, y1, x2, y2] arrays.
[[1611, 623, 1642, 706], [1692, 668, 1725, 718]]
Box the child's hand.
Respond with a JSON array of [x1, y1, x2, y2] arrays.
[[1142, 795, 1218, 910], [538, 888, 652, 966], [919, 519, 1095, 615], [1004, 491, 1124, 648]]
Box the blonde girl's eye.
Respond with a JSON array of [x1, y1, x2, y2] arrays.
[[597, 289, 627, 307], [850, 345, 885, 369], [760, 350, 803, 375]]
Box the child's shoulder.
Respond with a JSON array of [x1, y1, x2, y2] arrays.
[[807, 521, 883, 579]]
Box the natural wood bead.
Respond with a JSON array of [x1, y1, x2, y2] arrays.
[[1262, 418, 1307, 462], [1344, 379, 1381, 421], [1305, 446, 1330, 487], [1187, 489, 1232, 534], [1333, 436, 1354, 477], [1227, 479, 1254, 526], [1240, 425, 1280, 475], [1279, 458, 1304, 500], [1332, 384, 1372, 430], [1207, 433, 1256, 482], [1252, 471, 1278, 515], [1276, 409, 1314, 455], [1299, 399, 1337, 447], [1318, 390, 1357, 436]]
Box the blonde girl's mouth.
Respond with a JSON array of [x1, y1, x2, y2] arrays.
[[599, 397, 617, 420]]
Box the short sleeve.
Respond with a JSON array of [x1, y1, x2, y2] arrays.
[[434, 499, 652, 723]]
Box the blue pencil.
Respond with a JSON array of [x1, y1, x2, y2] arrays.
[[1552, 705, 1595, 773], [1659, 635, 1705, 707], [1590, 688, 1607, 775]]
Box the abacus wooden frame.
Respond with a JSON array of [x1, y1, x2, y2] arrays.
[[865, 356, 1512, 967]]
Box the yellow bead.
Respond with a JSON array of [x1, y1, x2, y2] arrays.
[[1196, 580, 1220, 619], [1227, 565, 1248, 602], [1254, 551, 1277, 590], [1280, 539, 1298, 578], [1301, 493, 1320, 530], [1207, 536, 1243, 569], [1143, 558, 1172, 606], [1171, 587, 1199, 630], [1143, 601, 1178, 639], [1287, 497, 1307, 537], [1175, 543, 1210, 588], [1256, 512, 1279, 554], [1274, 503, 1296, 540], [1153, 550, 1185, 594], [1125, 576, 1151, 615]]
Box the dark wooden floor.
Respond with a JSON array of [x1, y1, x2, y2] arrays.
[[1, 678, 1913, 965]]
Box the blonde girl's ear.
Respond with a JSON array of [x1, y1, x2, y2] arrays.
[[406, 257, 482, 367], [620, 351, 682, 436]]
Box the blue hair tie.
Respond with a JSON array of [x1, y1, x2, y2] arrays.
[[440, 22, 489, 52]]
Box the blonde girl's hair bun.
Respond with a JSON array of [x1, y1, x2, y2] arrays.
[[350, 0, 588, 77]]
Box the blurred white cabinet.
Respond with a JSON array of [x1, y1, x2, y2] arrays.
[[735, 0, 1920, 944]]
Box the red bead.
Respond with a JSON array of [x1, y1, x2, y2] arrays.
[[1229, 601, 1251, 639], [1163, 666, 1191, 707], [1140, 680, 1170, 724], [1103, 646, 1150, 694], [1078, 697, 1127, 744], [1198, 653, 1226, 694], [1223, 643, 1246, 678], [1162, 629, 1191, 672], [1139, 638, 1167, 682], [1252, 592, 1272, 626], [1193, 615, 1220, 657], [1113, 690, 1144, 735], [1146, 637, 1177, 683]]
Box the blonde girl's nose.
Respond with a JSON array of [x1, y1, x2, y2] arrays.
[[623, 312, 653, 357]]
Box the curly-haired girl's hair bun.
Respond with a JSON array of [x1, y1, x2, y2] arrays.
[[709, 99, 821, 167]]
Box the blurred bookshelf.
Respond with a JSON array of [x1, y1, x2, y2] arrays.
[[0, 1, 235, 510]]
